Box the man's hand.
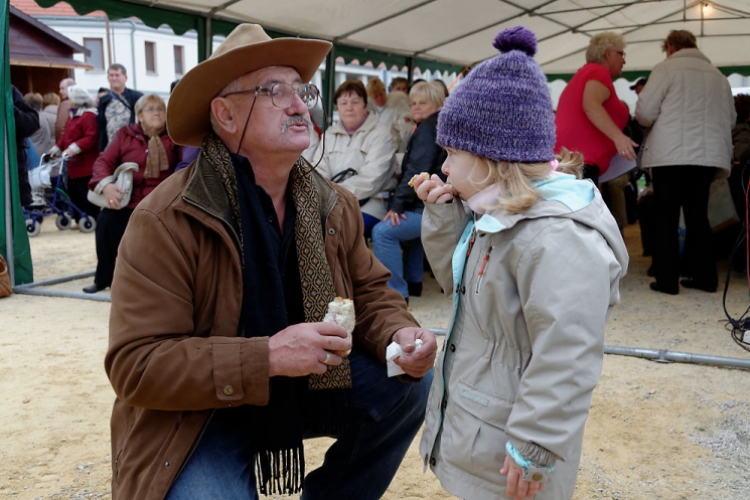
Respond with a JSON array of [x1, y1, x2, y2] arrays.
[[391, 327, 437, 378], [268, 322, 351, 377], [500, 455, 547, 499]]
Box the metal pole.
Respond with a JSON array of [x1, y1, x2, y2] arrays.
[[323, 46, 337, 129], [427, 329, 750, 370]]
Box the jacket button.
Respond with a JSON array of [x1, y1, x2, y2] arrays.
[[460, 286, 466, 294], [449, 343, 456, 352], [430, 456, 437, 466], [223, 385, 234, 396], [165, 461, 170, 467], [328, 228, 335, 235], [441, 399, 448, 409]]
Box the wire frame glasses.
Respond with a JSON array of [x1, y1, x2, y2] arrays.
[[221, 82, 319, 109]]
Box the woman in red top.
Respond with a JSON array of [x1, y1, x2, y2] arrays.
[[554, 32, 637, 185], [49, 85, 101, 222], [82, 94, 178, 294]]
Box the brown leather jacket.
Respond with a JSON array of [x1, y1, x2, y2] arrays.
[[105, 150, 417, 499]]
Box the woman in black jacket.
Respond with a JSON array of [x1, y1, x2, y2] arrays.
[[372, 81, 447, 302]]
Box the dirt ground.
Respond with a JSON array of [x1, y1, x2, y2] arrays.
[[2, 218, 750, 500]]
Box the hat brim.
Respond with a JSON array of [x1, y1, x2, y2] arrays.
[[167, 37, 332, 147]]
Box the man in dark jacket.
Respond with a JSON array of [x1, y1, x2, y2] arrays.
[[12, 85, 40, 208], [97, 63, 142, 151]]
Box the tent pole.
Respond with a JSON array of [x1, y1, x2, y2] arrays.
[[407, 56, 414, 86], [4, 130, 14, 286], [205, 16, 212, 60], [323, 46, 336, 129]]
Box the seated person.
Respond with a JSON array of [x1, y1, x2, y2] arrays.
[[372, 81, 448, 302], [314, 80, 397, 236]]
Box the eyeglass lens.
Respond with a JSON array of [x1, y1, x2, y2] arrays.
[[270, 83, 319, 109]]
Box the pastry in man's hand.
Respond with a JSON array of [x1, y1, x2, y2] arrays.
[[324, 297, 355, 356]]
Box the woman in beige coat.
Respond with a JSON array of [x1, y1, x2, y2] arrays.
[[414, 27, 628, 500], [313, 80, 397, 236]]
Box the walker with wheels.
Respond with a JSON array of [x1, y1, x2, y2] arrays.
[[24, 154, 97, 237]]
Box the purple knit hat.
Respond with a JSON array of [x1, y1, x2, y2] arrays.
[[437, 26, 555, 163]]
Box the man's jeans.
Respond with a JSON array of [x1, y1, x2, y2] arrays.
[[372, 210, 425, 299], [166, 348, 433, 500]]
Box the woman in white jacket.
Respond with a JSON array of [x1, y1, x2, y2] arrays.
[[414, 27, 628, 500], [313, 80, 397, 236]]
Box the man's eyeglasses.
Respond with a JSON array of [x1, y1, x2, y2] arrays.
[[221, 82, 319, 109]]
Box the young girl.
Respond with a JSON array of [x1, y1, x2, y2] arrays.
[[414, 27, 628, 500]]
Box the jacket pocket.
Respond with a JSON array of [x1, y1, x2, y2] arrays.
[[439, 380, 514, 482]]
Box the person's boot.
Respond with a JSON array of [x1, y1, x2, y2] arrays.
[[82, 283, 106, 294], [407, 282, 422, 297]]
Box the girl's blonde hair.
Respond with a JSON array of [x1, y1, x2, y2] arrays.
[[470, 148, 583, 214]]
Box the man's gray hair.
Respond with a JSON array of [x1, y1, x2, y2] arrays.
[[585, 32, 626, 64]]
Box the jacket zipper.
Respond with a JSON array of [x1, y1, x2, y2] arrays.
[[168, 409, 216, 490], [474, 246, 493, 294]]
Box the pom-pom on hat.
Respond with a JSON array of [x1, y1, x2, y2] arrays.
[[437, 26, 556, 163]]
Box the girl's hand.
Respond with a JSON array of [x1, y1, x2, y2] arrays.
[[414, 174, 454, 204], [382, 210, 407, 226], [500, 456, 546, 500]]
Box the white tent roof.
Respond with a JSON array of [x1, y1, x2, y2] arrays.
[[148, 0, 750, 76]]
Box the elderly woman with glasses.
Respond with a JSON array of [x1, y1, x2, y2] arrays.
[[555, 32, 636, 185], [313, 80, 397, 236], [372, 81, 448, 303], [82, 94, 178, 294]]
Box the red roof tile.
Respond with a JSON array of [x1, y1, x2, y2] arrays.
[[10, 0, 106, 18]]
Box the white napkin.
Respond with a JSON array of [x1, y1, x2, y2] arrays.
[[386, 339, 423, 377]]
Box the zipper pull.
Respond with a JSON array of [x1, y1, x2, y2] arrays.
[[475, 246, 493, 294]]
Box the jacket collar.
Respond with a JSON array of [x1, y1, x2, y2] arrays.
[[328, 112, 379, 137], [474, 173, 596, 234], [669, 47, 711, 64]]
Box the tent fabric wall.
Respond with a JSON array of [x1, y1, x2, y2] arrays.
[[1, 0, 33, 286]]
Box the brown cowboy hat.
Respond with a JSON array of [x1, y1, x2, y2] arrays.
[[167, 23, 331, 146]]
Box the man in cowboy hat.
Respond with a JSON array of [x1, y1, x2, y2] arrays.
[[104, 23, 437, 500]]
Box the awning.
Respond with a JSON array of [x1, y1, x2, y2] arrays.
[[34, 0, 750, 81]]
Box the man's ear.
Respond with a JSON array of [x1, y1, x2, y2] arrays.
[[210, 97, 237, 135]]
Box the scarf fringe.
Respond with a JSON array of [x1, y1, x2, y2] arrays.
[[255, 445, 305, 496]]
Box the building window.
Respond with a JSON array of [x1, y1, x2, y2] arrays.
[[174, 45, 184, 76], [83, 38, 104, 71], [145, 41, 156, 74]]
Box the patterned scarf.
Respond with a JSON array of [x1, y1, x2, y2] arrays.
[[141, 124, 169, 178], [202, 134, 351, 494]]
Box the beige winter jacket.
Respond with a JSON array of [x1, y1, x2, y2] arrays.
[[419, 174, 628, 500], [636, 48, 735, 171], [313, 113, 397, 219]]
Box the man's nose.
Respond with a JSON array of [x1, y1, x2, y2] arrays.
[[288, 93, 307, 114]]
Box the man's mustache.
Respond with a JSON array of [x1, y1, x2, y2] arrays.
[[281, 115, 313, 133]]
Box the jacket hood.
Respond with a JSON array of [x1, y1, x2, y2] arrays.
[[475, 172, 629, 272]]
